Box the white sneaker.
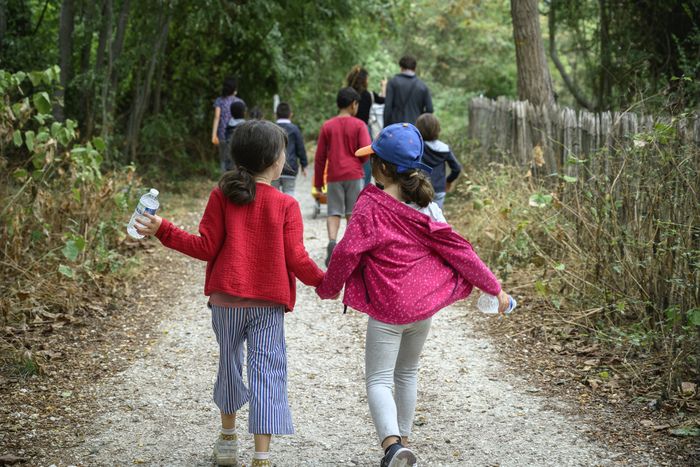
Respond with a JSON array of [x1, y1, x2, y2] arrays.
[[213, 433, 239, 466]]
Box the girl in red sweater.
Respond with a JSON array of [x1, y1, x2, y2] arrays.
[[136, 120, 324, 467]]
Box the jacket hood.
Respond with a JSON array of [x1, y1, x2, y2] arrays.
[[425, 140, 450, 153]]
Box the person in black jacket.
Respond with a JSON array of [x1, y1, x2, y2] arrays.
[[347, 65, 387, 185], [383, 55, 433, 127], [272, 102, 307, 197], [416, 113, 461, 209]]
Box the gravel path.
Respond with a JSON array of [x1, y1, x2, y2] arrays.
[[64, 174, 617, 466]]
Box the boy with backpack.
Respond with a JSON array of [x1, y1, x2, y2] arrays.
[[314, 87, 371, 266], [273, 102, 307, 197]]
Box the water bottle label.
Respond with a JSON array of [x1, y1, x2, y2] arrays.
[[135, 202, 146, 216], [145, 207, 157, 215]]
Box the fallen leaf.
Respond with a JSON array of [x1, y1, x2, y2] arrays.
[[532, 145, 545, 167], [680, 382, 697, 395]]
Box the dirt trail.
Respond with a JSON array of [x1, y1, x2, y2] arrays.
[[61, 174, 634, 466]]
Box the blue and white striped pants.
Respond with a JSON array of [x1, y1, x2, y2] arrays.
[[210, 304, 294, 435]]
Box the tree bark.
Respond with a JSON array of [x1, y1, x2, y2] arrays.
[[510, 0, 555, 107], [31, 0, 50, 35], [598, 0, 612, 110], [78, 1, 97, 132], [0, 0, 6, 53], [110, 0, 130, 63], [152, 37, 168, 116], [102, 0, 131, 139], [548, 0, 593, 110], [94, 0, 112, 76], [55, 0, 75, 121], [126, 13, 169, 162], [86, 0, 112, 138]]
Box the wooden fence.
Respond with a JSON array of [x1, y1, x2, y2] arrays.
[[467, 96, 700, 177]]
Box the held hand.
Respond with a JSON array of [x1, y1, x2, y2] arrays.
[[212, 135, 219, 146], [315, 287, 340, 300], [135, 212, 163, 237], [445, 182, 453, 193], [496, 290, 510, 316], [301, 167, 308, 178]]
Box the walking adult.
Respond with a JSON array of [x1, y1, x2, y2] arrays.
[[383, 55, 433, 127], [212, 77, 245, 173], [346, 65, 387, 185]]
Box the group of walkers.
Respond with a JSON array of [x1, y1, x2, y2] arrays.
[[134, 55, 511, 467]]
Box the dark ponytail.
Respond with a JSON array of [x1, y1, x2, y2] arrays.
[[371, 156, 434, 207], [219, 166, 257, 204], [398, 170, 434, 207], [218, 120, 287, 205]]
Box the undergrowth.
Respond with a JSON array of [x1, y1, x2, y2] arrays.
[[448, 135, 699, 403], [0, 67, 157, 376]]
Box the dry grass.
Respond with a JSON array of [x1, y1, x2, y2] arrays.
[[446, 144, 699, 403]]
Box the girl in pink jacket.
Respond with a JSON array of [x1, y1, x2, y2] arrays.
[[316, 123, 512, 467]]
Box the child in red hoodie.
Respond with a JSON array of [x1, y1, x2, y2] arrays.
[[136, 120, 323, 467]]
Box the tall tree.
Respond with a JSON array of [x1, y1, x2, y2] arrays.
[[548, 0, 593, 109], [510, 0, 555, 106], [55, 0, 75, 121]]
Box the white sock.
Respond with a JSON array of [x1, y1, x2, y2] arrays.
[[253, 451, 270, 460], [221, 427, 236, 436]]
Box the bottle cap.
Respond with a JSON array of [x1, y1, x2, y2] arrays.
[[149, 188, 159, 197]]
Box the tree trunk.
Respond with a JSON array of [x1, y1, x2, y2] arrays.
[[152, 39, 167, 116], [93, 0, 112, 75], [548, 0, 593, 110], [55, 0, 75, 121], [100, 1, 114, 141], [0, 0, 7, 52], [510, 0, 555, 107], [78, 1, 97, 133], [102, 0, 130, 139], [598, 0, 612, 110], [126, 13, 169, 162], [86, 0, 112, 138]]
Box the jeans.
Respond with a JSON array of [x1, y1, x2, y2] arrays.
[[433, 191, 446, 209], [363, 160, 372, 187], [218, 141, 231, 173], [365, 316, 432, 443], [272, 176, 296, 197]]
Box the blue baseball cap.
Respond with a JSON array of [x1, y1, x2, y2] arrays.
[[355, 123, 432, 174]]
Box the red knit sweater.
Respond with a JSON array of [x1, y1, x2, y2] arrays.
[[154, 184, 324, 311]]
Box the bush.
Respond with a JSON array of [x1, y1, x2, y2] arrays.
[[450, 127, 699, 396], [0, 67, 143, 371]]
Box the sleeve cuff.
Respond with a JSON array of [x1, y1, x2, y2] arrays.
[[154, 218, 171, 240]]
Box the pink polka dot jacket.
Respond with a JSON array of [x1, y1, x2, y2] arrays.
[[316, 184, 502, 325]]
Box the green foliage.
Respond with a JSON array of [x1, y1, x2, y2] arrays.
[[0, 66, 137, 330], [451, 119, 699, 393], [548, 0, 700, 110]]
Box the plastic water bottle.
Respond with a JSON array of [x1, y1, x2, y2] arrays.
[[126, 188, 160, 239], [477, 293, 517, 315]]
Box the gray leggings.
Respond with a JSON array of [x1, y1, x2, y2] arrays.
[[365, 316, 432, 443]]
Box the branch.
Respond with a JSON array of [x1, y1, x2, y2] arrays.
[[548, 0, 594, 110], [31, 0, 51, 35]]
